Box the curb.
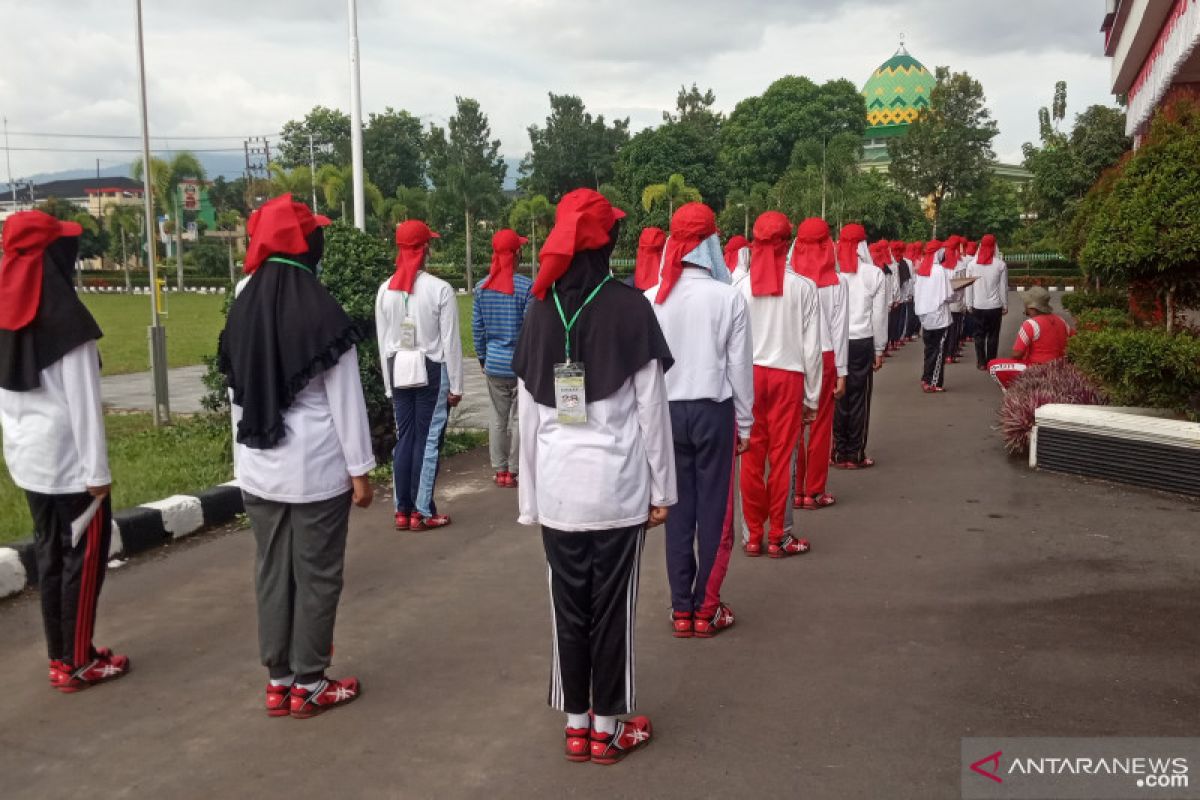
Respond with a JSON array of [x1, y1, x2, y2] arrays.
[[0, 482, 244, 601]]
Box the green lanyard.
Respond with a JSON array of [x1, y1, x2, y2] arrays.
[[552, 275, 610, 363], [266, 256, 313, 273]]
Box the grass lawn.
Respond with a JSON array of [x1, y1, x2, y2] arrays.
[[83, 293, 226, 376], [0, 413, 233, 545], [81, 292, 475, 375]]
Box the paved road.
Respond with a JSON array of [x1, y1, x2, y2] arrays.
[[4, 297, 1199, 799]]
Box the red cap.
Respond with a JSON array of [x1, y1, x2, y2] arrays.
[[634, 227, 667, 291], [869, 240, 890, 268], [483, 228, 528, 295], [917, 239, 943, 277], [390, 220, 440, 292], [655, 202, 718, 304], [0, 211, 84, 331], [244, 194, 331, 274], [532, 188, 626, 300], [976, 234, 997, 265], [837, 223, 867, 274], [749, 211, 792, 297], [723, 234, 750, 271], [792, 218, 837, 288]]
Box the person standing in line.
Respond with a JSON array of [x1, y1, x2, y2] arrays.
[[904, 242, 924, 340], [790, 218, 847, 511], [633, 227, 667, 291], [218, 195, 374, 719], [473, 229, 533, 488], [831, 224, 887, 470], [913, 240, 954, 393], [967, 234, 1008, 370], [0, 210, 129, 693], [376, 220, 464, 532], [736, 211, 822, 558], [871, 240, 899, 357], [943, 236, 967, 363], [961, 240, 979, 344], [513, 188, 675, 765], [724, 234, 751, 283], [889, 240, 913, 350], [647, 203, 753, 640]]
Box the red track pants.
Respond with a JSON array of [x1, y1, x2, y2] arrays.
[[796, 350, 836, 498], [740, 366, 805, 545]]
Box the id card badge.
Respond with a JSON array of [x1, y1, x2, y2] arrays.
[[553, 362, 587, 425], [399, 319, 417, 351]]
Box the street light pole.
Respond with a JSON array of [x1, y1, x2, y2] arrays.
[[308, 132, 318, 211], [347, 0, 366, 230], [135, 0, 170, 426]]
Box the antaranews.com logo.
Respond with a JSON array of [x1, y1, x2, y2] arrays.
[[962, 738, 1200, 800]]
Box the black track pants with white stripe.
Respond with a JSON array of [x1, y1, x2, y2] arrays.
[[27, 491, 113, 666], [542, 525, 645, 717]]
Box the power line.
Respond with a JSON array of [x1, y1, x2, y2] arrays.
[[4, 130, 282, 140], [3, 145, 250, 153]]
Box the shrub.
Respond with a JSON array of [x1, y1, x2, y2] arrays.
[[1068, 327, 1200, 418], [999, 360, 1107, 454], [1060, 288, 1128, 316], [1072, 308, 1133, 332]]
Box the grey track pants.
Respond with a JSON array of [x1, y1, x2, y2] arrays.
[[486, 375, 520, 473], [243, 490, 352, 682]]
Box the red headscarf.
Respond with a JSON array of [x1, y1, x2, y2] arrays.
[[917, 240, 942, 277], [837, 223, 868, 274], [749, 211, 792, 297], [975, 234, 997, 265], [942, 235, 962, 270], [724, 235, 750, 271], [655, 202, 718, 304], [0, 211, 83, 331], [869, 240, 890, 268], [390, 219, 440, 292], [792, 217, 838, 288], [484, 228, 527, 295], [890, 240, 907, 262], [965, 240, 978, 257], [634, 227, 667, 290], [244, 194, 331, 275], [532, 188, 626, 300]]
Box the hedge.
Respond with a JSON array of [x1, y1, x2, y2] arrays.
[[1068, 327, 1200, 418], [1060, 289, 1128, 316]]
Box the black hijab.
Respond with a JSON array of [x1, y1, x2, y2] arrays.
[[217, 227, 363, 449], [0, 236, 102, 392], [513, 222, 673, 407], [897, 258, 912, 286]]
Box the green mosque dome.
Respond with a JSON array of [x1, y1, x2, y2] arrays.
[[862, 45, 936, 138]]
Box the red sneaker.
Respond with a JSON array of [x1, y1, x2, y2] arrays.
[[410, 513, 452, 531], [494, 471, 507, 487], [768, 535, 811, 559], [799, 496, 818, 511], [57, 651, 131, 694], [265, 683, 291, 717], [792, 494, 805, 509], [289, 676, 361, 719], [565, 726, 592, 762], [502, 472, 518, 488], [945, 356, 954, 364], [394, 511, 410, 530], [48, 659, 70, 688], [811, 493, 836, 509], [671, 611, 694, 639], [743, 541, 763, 558], [694, 604, 735, 638], [590, 717, 653, 765]]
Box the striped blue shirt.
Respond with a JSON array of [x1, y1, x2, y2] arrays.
[[472, 274, 533, 379]]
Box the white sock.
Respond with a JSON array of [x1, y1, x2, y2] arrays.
[[297, 679, 324, 693], [269, 675, 295, 688], [594, 715, 617, 735], [566, 713, 590, 730]]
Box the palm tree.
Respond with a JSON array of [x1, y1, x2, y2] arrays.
[[641, 173, 702, 216], [132, 152, 207, 289], [216, 210, 243, 284], [510, 194, 555, 281], [106, 204, 142, 292], [445, 165, 501, 288], [268, 164, 315, 203], [314, 164, 348, 216]]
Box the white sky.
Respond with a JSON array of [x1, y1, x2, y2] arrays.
[[0, 0, 1118, 179]]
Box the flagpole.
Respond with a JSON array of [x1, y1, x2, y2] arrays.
[[347, 0, 366, 230]]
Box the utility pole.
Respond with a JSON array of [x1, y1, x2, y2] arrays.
[[135, 0, 170, 426], [3, 116, 13, 206], [308, 132, 318, 211], [347, 0, 366, 230]]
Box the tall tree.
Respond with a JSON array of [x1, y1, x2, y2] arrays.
[[520, 94, 629, 200], [132, 152, 206, 288], [641, 173, 702, 216], [938, 176, 1023, 241], [106, 204, 142, 290], [509, 195, 555, 281], [888, 67, 999, 236], [427, 97, 507, 288], [363, 108, 426, 197], [277, 106, 351, 170]]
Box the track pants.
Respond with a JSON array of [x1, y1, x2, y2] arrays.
[[904, 301, 920, 338], [666, 399, 735, 617], [973, 308, 1004, 367], [486, 375, 519, 474], [796, 350, 836, 499], [244, 491, 352, 683], [741, 366, 804, 545], [27, 491, 113, 666], [922, 327, 950, 388], [948, 311, 964, 356], [833, 338, 875, 464], [544, 525, 645, 716], [887, 306, 903, 346], [392, 358, 450, 517]]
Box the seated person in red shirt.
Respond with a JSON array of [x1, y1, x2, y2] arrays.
[[988, 287, 1073, 389]]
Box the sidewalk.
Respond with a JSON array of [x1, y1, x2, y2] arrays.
[[6, 294, 1198, 798]]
